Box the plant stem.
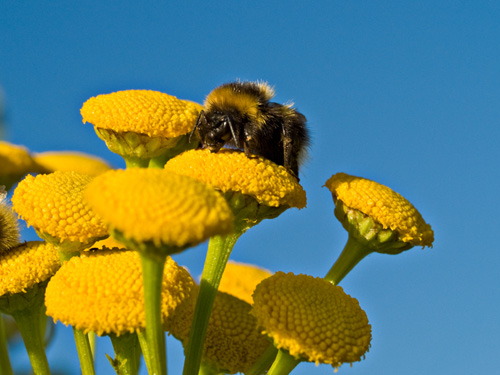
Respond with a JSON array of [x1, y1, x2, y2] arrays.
[[73, 328, 95, 375], [266, 349, 300, 375], [0, 315, 13, 375], [324, 235, 372, 284], [246, 345, 278, 375], [182, 231, 243, 375], [11, 305, 50, 375], [109, 333, 142, 375], [140, 251, 167, 375], [125, 157, 150, 168]]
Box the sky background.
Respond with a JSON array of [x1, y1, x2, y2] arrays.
[[1, 1, 499, 374]]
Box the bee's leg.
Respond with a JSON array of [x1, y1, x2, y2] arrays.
[[189, 110, 205, 143]]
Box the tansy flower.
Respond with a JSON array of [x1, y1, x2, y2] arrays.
[[84, 168, 234, 251], [0, 188, 20, 253], [323, 173, 434, 284], [81, 90, 203, 167], [164, 148, 307, 374], [0, 141, 42, 190], [33, 151, 112, 176], [85, 167, 234, 375], [0, 241, 60, 375], [170, 289, 270, 374], [252, 272, 371, 372], [218, 260, 273, 304], [11, 171, 108, 256], [45, 249, 195, 336]]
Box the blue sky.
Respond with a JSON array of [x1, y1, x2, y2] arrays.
[[2, 1, 499, 374]]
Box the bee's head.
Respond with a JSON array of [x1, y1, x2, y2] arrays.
[[194, 110, 239, 151]]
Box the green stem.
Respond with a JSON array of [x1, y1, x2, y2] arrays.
[[267, 349, 300, 375], [182, 231, 243, 375], [125, 157, 150, 168], [0, 315, 13, 375], [324, 235, 372, 284], [246, 345, 278, 375], [11, 305, 50, 375], [109, 333, 142, 375], [73, 328, 95, 375], [140, 251, 167, 375]]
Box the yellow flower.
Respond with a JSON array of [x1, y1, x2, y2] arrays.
[[170, 289, 270, 374], [165, 149, 306, 209], [85, 168, 234, 250], [252, 272, 371, 367], [11, 171, 108, 247], [218, 260, 272, 304], [33, 151, 112, 176], [45, 249, 196, 336], [0, 190, 20, 253], [81, 90, 202, 165], [0, 141, 41, 189], [0, 241, 60, 297], [325, 173, 433, 248]]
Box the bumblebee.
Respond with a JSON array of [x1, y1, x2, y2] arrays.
[[191, 81, 309, 178]]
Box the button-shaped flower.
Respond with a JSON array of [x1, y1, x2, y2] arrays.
[[45, 249, 196, 336], [325, 173, 433, 249], [218, 260, 272, 304], [252, 272, 371, 368], [170, 289, 270, 374], [33, 151, 112, 176], [11, 171, 108, 252], [84, 168, 234, 251], [81, 90, 203, 167], [0, 141, 42, 190]]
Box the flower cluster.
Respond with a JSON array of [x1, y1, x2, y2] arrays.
[[0, 87, 434, 375]]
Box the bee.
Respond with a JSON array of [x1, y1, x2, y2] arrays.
[[190, 81, 309, 178]]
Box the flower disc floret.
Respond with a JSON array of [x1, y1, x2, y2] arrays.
[[218, 261, 272, 304], [165, 149, 306, 209], [45, 249, 196, 336], [0, 241, 60, 296], [252, 272, 371, 366], [0, 141, 37, 175], [81, 90, 202, 138], [325, 173, 433, 247], [33, 151, 112, 176], [11, 171, 108, 244], [85, 169, 234, 248], [170, 290, 270, 374]]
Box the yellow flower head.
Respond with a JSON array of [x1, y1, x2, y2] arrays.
[[252, 272, 371, 367], [0, 141, 41, 189], [45, 249, 196, 336], [33, 151, 112, 176], [11, 171, 108, 246], [85, 168, 234, 250], [0, 241, 60, 297], [325, 173, 434, 248], [170, 289, 270, 374], [81, 90, 202, 138], [218, 260, 272, 304], [165, 149, 307, 209], [81, 90, 203, 163], [0, 190, 20, 253]]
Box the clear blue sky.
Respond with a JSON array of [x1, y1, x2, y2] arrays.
[[2, 1, 499, 374]]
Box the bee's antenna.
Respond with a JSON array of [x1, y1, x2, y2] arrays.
[[190, 110, 205, 143], [225, 116, 240, 148]]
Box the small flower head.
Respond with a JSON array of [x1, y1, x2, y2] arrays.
[[84, 168, 234, 252], [0, 189, 20, 253], [33, 151, 112, 176], [252, 272, 371, 367], [218, 261, 272, 304], [165, 149, 306, 209], [0, 141, 41, 190], [81, 90, 202, 164], [0, 241, 60, 297], [11, 171, 108, 249], [325, 173, 434, 251], [45, 249, 196, 336], [170, 289, 270, 374]]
